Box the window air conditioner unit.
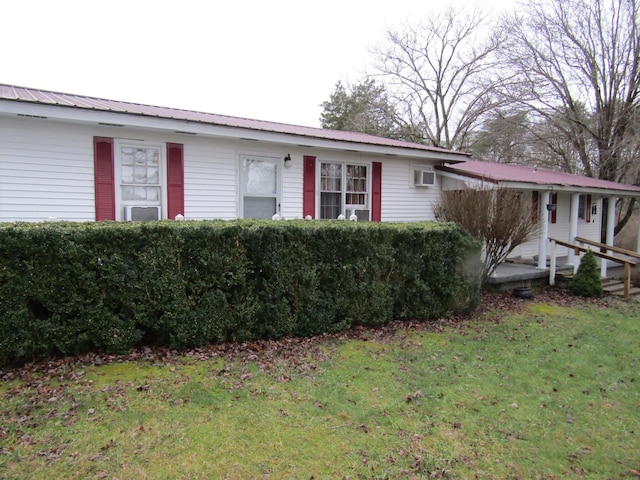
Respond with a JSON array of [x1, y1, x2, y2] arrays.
[[354, 209, 370, 222], [414, 169, 436, 187], [124, 206, 161, 221]]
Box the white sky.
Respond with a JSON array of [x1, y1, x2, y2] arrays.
[[2, 0, 513, 128]]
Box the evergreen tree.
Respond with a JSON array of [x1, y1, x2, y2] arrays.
[[319, 79, 401, 138], [569, 251, 603, 297]]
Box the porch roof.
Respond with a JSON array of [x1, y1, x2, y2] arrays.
[[438, 160, 640, 196]]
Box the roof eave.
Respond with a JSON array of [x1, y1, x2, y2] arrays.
[[436, 166, 499, 184], [497, 181, 640, 197], [0, 98, 469, 162]]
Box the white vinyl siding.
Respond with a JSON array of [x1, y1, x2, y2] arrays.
[[185, 142, 295, 221], [0, 116, 95, 221], [0, 114, 449, 224], [0, 117, 296, 222], [381, 160, 441, 221], [280, 154, 303, 220], [183, 138, 238, 220]]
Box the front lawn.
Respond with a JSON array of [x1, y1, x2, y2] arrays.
[[1, 290, 638, 479]]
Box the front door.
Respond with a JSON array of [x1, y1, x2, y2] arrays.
[[240, 155, 279, 219]]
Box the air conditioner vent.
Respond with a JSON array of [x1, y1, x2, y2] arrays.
[[354, 209, 370, 221], [124, 206, 161, 221]]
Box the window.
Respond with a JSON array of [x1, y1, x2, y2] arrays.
[[578, 195, 586, 220], [94, 137, 183, 222], [240, 154, 279, 219], [320, 162, 369, 219], [578, 194, 592, 222], [116, 142, 164, 220], [550, 193, 558, 223]]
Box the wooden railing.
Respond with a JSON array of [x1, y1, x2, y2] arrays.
[[574, 236, 640, 261], [548, 237, 639, 299]]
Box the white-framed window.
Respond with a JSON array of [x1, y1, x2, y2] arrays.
[[578, 194, 587, 220], [319, 162, 369, 219], [578, 194, 595, 222], [239, 154, 280, 219], [115, 141, 165, 221], [578, 195, 593, 222]]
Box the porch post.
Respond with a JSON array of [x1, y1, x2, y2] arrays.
[[602, 196, 617, 278], [538, 190, 551, 269], [568, 193, 580, 266]]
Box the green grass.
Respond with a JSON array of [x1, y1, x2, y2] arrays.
[[1, 295, 639, 479]]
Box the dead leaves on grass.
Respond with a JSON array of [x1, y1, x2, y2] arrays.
[[0, 289, 607, 431], [0, 287, 620, 468], [0, 287, 602, 383]]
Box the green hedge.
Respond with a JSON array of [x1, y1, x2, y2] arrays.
[[0, 220, 480, 364]]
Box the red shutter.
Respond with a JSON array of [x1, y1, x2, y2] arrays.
[[303, 155, 316, 218], [371, 162, 382, 222], [166, 143, 184, 220], [551, 193, 558, 224], [94, 137, 115, 221], [585, 194, 592, 223], [532, 191, 539, 221]]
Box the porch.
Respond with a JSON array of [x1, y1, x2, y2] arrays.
[[489, 255, 634, 295], [487, 258, 569, 291]]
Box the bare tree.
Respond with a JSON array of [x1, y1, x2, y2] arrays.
[[526, 105, 596, 174], [434, 187, 539, 285], [370, 5, 506, 150], [499, 0, 640, 233]]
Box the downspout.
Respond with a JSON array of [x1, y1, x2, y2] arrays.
[[568, 193, 580, 266], [538, 190, 551, 269]]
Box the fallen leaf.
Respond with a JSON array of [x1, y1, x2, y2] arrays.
[[404, 391, 424, 402]]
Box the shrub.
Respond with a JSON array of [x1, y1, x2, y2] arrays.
[[0, 220, 480, 364], [569, 250, 603, 297], [433, 187, 538, 285]]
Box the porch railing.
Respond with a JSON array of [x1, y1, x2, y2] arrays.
[[548, 237, 639, 299]]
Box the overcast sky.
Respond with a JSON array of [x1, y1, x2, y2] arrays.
[[2, 0, 514, 128]]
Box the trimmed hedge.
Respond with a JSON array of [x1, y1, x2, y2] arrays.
[[0, 220, 480, 364]]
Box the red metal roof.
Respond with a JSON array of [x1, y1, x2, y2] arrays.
[[438, 160, 640, 194], [0, 83, 468, 158]]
